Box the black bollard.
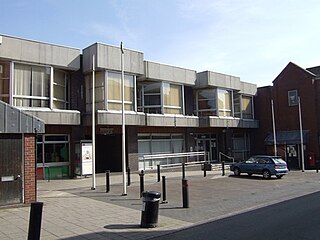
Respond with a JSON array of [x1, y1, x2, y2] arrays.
[[157, 164, 161, 182], [28, 202, 43, 240], [182, 178, 189, 208], [106, 170, 110, 193], [162, 176, 168, 204], [127, 168, 131, 186], [203, 163, 207, 177], [182, 163, 186, 179], [222, 161, 225, 176], [139, 170, 145, 197]]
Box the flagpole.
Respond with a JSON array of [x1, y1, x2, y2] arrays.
[[298, 97, 305, 172], [121, 42, 127, 195], [91, 54, 96, 190], [271, 99, 277, 156]]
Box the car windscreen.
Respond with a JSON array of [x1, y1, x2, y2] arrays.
[[273, 158, 286, 164]]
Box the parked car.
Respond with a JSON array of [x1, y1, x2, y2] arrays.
[[230, 155, 288, 179]]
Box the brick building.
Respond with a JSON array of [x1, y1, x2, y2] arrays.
[[254, 62, 320, 170]]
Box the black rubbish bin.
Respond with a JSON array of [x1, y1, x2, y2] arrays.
[[141, 191, 161, 228]]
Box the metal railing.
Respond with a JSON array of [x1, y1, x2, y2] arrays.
[[139, 151, 207, 170], [218, 152, 235, 163]]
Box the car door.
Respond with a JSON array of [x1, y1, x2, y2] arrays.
[[254, 157, 267, 174], [242, 158, 255, 173]]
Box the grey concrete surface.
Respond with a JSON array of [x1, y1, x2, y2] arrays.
[[0, 169, 319, 239]]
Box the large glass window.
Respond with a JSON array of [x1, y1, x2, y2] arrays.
[[196, 89, 217, 116], [85, 71, 135, 112], [138, 82, 183, 114], [13, 63, 50, 107], [241, 95, 253, 119], [107, 72, 134, 111], [140, 83, 162, 114], [163, 83, 182, 114], [233, 133, 250, 161], [0, 61, 10, 103], [218, 89, 232, 117], [138, 133, 184, 169], [53, 70, 70, 109], [37, 135, 69, 164]]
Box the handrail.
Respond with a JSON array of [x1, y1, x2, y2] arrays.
[[218, 152, 234, 163], [141, 151, 206, 160], [139, 151, 207, 170]]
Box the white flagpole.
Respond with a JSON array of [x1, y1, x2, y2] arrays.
[[121, 42, 127, 195], [91, 54, 96, 190], [298, 97, 305, 172], [271, 99, 277, 156]]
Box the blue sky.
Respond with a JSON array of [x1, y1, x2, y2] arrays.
[[1, 0, 320, 86]]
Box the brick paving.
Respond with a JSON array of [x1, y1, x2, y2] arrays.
[[0, 169, 319, 239]]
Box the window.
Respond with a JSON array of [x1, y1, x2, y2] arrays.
[[218, 89, 232, 117], [288, 90, 298, 106], [53, 70, 70, 109], [37, 135, 69, 164], [233, 93, 241, 118], [107, 72, 134, 111], [233, 133, 250, 161], [196, 89, 217, 116], [163, 83, 182, 114], [241, 95, 253, 119], [138, 133, 185, 169], [85, 71, 135, 112], [138, 82, 183, 114], [141, 82, 162, 114], [0, 61, 10, 103], [13, 63, 50, 107]]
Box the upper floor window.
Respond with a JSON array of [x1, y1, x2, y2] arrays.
[[107, 72, 135, 111], [13, 63, 50, 107], [163, 83, 182, 114], [85, 70, 136, 112], [53, 70, 70, 109], [241, 95, 253, 119], [0, 61, 10, 103], [196, 89, 217, 116], [138, 82, 183, 115], [218, 89, 232, 117], [288, 90, 298, 106], [1, 61, 70, 109]]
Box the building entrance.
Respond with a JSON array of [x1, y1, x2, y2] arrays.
[[194, 134, 218, 162], [96, 134, 122, 173]]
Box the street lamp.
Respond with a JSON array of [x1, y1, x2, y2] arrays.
[[121, 42, 127, 196]]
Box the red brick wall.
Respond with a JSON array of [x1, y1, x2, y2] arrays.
[[24, 134, 36, 204]]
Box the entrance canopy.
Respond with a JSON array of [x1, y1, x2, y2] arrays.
[[0, 100, 45, 134], [264, 130, 308, 145]]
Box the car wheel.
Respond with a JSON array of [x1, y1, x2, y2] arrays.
[[276, 175, 283, 179], [262, 170, 271, 179], [234, 167, 241, 176]]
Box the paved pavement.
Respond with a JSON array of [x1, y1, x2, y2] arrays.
[[0, 168, 320, 239]]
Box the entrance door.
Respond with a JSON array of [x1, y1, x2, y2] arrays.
[[195, 135, 218, 162], [0, 135, 22, 206], [96, 135, 122, 173]]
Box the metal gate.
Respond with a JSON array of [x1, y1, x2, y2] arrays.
[[0, 134, 23, 206]]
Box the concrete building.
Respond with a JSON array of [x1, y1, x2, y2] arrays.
[[254, 62, 320, 170], [0, 34, 258, 205]]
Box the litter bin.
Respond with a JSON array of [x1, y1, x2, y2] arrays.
[[141, 191, 161, 228]]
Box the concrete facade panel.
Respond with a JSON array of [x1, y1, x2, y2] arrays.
[[23, 110, 80, 125], [0, 35, 80, 70], [82, 43, 144, 74], [145, 61, 196, 85]]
